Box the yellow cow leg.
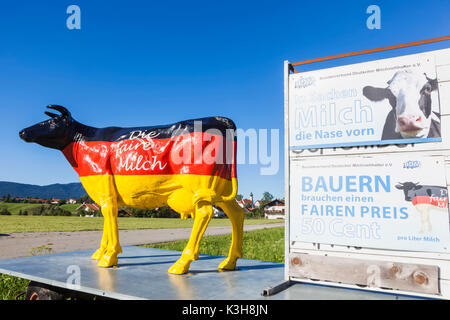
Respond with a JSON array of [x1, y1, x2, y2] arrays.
[[217, 199, 245, 270], [91, 216, 109, 260], [81, 175, 122, 267], [98, 199, 122, 267], [168, 201, 213, 274]]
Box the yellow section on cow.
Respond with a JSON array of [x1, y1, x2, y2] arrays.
[[79, 174, 244, 273], [79, 174, 237, 218]]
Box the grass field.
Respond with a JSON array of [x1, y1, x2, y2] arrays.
[[60, 203, 80, 212], [145, 226, 285, 262], [0, 215, 282, 233], [0, 202, 42, 214], [0, 274, 29, 300], [0, 226, 284, 300], [0, 202, 79, 214]]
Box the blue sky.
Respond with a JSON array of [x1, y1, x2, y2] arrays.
[[0, 0, 449, 200]]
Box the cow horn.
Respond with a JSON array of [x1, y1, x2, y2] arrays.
[[424, 73, 432, 81], [45, 111, 59, 118], [47, 105, 71, 117]]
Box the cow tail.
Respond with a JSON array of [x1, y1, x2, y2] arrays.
[[219, 120, 238, 202], [220, 141, 238, 202], [220, 177, 238, 202]]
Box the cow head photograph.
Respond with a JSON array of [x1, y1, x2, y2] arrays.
[[19, 105, 74, 150], [362, 70, 440, 140]]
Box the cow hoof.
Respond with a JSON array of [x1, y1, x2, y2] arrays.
[[98, 253, 118, 268], [168, 258, 192, 275], [91, 248, 106, 260], [218, 257, 237, 270]]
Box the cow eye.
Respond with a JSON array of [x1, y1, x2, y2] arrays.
[[63, 116, 71, 126], [423, 84, 432, 94]]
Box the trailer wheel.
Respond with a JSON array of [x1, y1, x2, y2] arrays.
[[25, 281, 65, 300]]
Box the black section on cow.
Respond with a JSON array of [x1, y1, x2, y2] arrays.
[[381, 110, 402, 140], [71, 116, 237, 142], [20, 106, 237, 150], [419, 83, 433, 118], [395, 182, 448, 202]]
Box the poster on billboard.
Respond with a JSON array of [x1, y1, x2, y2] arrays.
[[288, 52, 442, 150], [289, 155, 450, 253]]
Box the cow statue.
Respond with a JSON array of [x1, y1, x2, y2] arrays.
[[362, 70, 440, 140], [19, 105, 245, 274], [395, 181, 449, 233]]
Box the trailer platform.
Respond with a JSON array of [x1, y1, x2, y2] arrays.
[[0, 246, 425, 300]]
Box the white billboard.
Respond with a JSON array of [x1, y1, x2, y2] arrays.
[[289, 155, 450, 253], [288, 52, 442, 150]]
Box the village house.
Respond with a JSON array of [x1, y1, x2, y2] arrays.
[[212, 205, 226, 218], [237, 199, 253, 209], [264, 199, 285, 219], [76, 203, 101, 216], [75, 203, 133, 217], [254, 200, 263, 208]]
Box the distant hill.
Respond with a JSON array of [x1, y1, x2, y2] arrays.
[[0, 181, 87, 199]]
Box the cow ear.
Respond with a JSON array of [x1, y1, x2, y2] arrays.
[[427, 77, 438, 91], [363, 86, 390, 102], [424, 73, 438, 91], [395, 184, 403, 190], [363, 86, 397, 108]]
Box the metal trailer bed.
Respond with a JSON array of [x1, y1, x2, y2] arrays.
[[0, 246, 427, 300]]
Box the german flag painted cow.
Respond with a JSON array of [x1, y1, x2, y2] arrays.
[[395, 181, 449, 233], [19, 105, 245, 274]]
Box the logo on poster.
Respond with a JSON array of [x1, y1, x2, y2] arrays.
[[403, 160, 421, 169], [294, 76, 315, 89]]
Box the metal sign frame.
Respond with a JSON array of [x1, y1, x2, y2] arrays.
[[284, 36, 450, 299]]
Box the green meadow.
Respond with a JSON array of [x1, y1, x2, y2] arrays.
[[145, 226, 285, 263], [0, 215, 281, 233]]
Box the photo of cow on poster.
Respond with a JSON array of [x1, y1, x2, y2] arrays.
[[362, 70, 441, 140], [288, 52, 444, 150], [395, 181, 449, 233]]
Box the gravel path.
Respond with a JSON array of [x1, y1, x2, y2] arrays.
[[0, 223, 284, 260]]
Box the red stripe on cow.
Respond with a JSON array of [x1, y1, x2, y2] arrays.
[[412, 196, 449, 208], [62, 131, 236, 180]]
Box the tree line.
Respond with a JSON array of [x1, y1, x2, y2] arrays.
[[0, 204, 72, 216], [1, 194, 95, 204]]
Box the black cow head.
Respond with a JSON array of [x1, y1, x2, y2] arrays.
[[19, 105, 73, 150], [363, 70, 438, 139], [395, 181, 421, 201]]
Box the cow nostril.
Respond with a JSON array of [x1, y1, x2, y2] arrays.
[[398, 118, 407, 126], [19, 130, 28, 140]]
